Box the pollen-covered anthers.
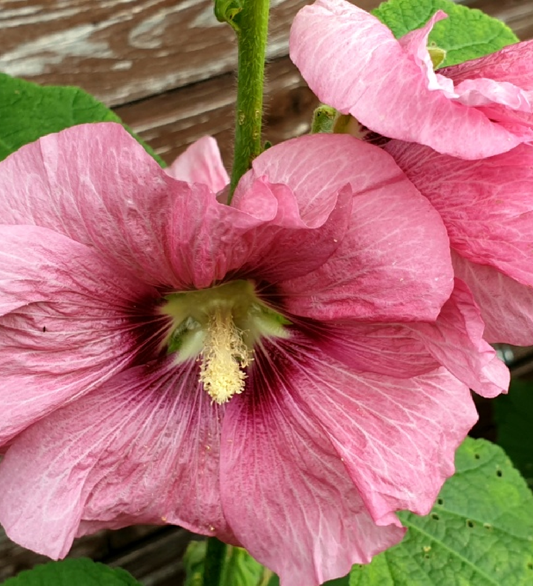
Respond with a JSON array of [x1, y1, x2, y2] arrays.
[[199, 306, 253, 404]]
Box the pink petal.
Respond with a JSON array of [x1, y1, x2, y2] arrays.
[[446, 39, 533, 88], [220, 349, 404, 586], [444, 42, 533, 133], [398, 11, 455, 96], [405, 280, 509, 398], [0, 124, 343, 290], [452, 252, 533, 345], [274, 138, 453, 322], [0, 225, 160, 446], [234, 179, 352, 282], [236, 133, 363, 221], [453, 78, 532, 111], [155, 135, 357, 287], [290, 0, 525, 158], [0, 358, 235, 559], [315, 320, 436, 379], [165, 136, 229, 193], [385, 141, 533, 288], [312, 281, 509, 397], [165, 172, 349, 289], [0, 123, 191, 287], [267, 333, 477, 525]]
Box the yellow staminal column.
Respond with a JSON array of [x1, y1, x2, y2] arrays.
[[199, 305, 253, 404]]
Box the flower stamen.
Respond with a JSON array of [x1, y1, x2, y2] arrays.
[[199, 306, 253, 404]]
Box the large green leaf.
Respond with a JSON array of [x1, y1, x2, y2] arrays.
[[0, 73, 165, 165], [2, 558, 141, 586], [350, 438, 533, 585], [373, 0, 519, 67], [494, 379, 533, 488]]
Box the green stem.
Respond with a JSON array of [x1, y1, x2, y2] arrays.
[[228, 0, 270, 202], [203, 537, 226, 586]]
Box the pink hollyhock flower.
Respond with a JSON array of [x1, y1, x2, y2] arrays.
[[384, 140, 533, 346], [290, 0, 533, 159], [291, 0, 533, 346], [0, 123, 507, 585]]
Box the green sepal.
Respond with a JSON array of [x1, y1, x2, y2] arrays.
[[0, 73, 165, 166], [214, 0, 243, 33], [2, 558, 141, 586], [350, 438, 533, 585], [428, 45, 446, 68], [373, 0, 519, 67]]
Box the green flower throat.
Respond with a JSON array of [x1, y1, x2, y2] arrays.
[[162, 280, 290, 404]]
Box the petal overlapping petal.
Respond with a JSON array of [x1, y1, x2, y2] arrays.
[[165, 136, 229, 193], [0, 123, 189, 287], [274, 140, 453, 322], [166, 134, 363, 288], [265, 332, 476, 525], [443, 41, 533, 132], [212, 175, 351, 284], [314, 281, 509, 397], [0, 358, 235, 559], [290, 0, 528, 158], [232, 134, 368, 283], [452, 253, 533, 345], [0, 225, 161, 445], [385, 141, 533, 289], [405, 280, 509, 397], [220, 347, 404, 586]]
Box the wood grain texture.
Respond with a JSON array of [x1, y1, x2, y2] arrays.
[[0, 524, 192, 585], [0, 0, 382, 107], [116, 56, 317, 166]]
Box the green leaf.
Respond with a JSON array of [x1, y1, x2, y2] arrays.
[[0, 73, 165, 166], [373, 0, 519, 67], [350, 438, 533, 585], [2, 558, 141, 586], [494, 379, 533, 488]]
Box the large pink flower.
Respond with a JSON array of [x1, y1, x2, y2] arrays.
[[291, 0, 533, 346], [290, 0, 533, 159], [0, 123, 507, 585]]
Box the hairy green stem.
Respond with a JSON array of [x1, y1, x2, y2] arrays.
[[203, 537, 226, 586], [228, 0, 270, 202]]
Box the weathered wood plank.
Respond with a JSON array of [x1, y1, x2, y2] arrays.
[[107, 528, 194, 586], [115, 56, 317, 166], [0, 0, 386, 107], [0, 524, 165, 582]]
